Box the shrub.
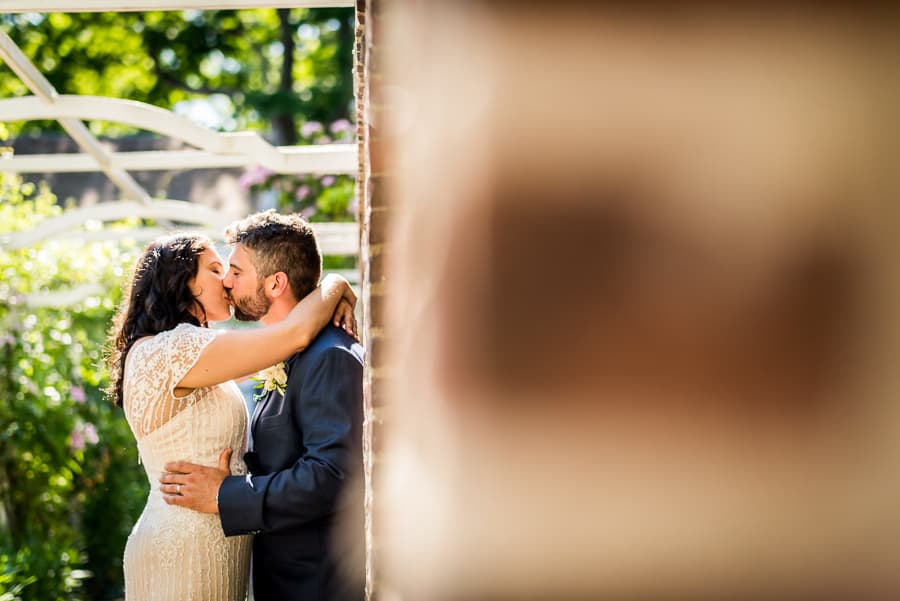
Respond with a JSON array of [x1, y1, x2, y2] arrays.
[[240, 117, 358, 222], [0, 152, 145, 600]]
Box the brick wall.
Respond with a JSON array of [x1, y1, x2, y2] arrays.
[[355, 1, 390, 598]]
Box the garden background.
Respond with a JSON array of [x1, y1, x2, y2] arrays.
[[0, 7, 355, 600]]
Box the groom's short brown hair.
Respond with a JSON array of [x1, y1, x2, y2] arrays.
[[225, 210, 322, 300]]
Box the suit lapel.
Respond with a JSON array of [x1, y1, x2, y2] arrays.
[[250, 354, 298, 443], [250, 387, 272, 437]]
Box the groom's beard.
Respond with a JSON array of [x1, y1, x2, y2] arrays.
[[229, 282, 271, 322]]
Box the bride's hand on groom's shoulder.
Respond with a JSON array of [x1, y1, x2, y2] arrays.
[[159, 448, 233, 514], [333, 298, 360, 342]]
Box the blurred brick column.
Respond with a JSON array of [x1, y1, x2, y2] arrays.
[[365, 3, 900, 601]]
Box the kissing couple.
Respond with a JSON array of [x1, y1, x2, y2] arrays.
[[107, 210, 365, 601]]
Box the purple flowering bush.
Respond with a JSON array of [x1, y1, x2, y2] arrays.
[[0, 159, 146, 600], [240, 118, 358, 222]]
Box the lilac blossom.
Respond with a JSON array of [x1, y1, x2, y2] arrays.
[[330, 119, 353, 135], [70, 385, 86, 404], [71, 421, 100, 451], [295, 185, 311, 201], [320, 175, 336, 188], [300, 206, 316, 220], [301, 121, 324, 138], [239, 165, 274, 191], [313, 135, 333, 145], [83, 423, 99, 445]]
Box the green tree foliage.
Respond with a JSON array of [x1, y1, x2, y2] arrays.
[[0, 127, 146, 600], [0, 8, 354, 144]]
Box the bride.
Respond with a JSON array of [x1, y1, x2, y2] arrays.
[[106, 233, 356, 601]]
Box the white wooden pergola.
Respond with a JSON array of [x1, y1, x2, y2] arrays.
[[0, 0, 359, 302]]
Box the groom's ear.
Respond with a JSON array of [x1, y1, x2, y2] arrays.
[[266, 272, 291, 298]]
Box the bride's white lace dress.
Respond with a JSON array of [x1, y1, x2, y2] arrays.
[[122, 323, 251, 601]]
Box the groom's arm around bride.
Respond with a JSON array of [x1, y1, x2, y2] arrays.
[[221, 325, 364, 601]]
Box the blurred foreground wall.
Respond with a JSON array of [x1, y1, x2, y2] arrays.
[[367, 4, 900, 599]]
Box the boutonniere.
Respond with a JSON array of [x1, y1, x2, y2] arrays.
[[251, 361, 287, 402]]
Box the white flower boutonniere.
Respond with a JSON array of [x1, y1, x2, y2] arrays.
[[251, 361, 287, 402]]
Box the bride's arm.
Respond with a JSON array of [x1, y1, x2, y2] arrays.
[[177, 274, 353, 390]]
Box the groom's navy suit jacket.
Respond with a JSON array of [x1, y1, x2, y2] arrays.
[[218, 325, 365, 601]]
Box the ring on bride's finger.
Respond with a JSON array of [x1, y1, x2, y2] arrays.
[[176, 484, 182, 495]]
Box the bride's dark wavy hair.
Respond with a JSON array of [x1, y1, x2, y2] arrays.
[[106, 233, 212, 407]]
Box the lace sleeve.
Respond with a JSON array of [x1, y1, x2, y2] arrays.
[[123, 323, 219, 438]]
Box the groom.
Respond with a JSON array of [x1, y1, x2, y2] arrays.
[[160, 210, 365, 601]]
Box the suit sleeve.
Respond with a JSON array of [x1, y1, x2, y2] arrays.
[[217, 346, 363, 535]]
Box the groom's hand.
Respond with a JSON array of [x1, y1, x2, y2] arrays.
[[159, 448, 232, 514]]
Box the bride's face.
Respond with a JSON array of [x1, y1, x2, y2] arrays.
[[189, 247, 231, 323]]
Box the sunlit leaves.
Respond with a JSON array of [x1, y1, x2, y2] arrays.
[[0, 8, 353, 140], [0, 8, 353, 139]]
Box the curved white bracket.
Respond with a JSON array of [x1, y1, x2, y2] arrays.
[[0, 95, 321, 172], [1, 146, 357, 175], [2, 200, 233, 250], [2, 200, 360, 256]]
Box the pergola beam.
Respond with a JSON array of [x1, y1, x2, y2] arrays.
[[0, 95, 358, 174], [0, 0, 362, 313], [46, 224, 361, 256], [1, 199, 360, 255], [0, 0, 353, 11], [0, 95, 282, 166], [2, 147, 357, 174], [0, 29, 152, 203]]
